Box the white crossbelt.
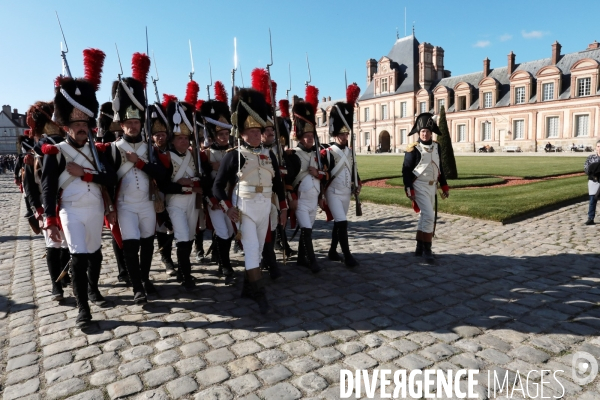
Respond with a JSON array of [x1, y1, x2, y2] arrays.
[[329, 145, 351, 179], [171, 151, 195, 182], [56, 141, 96, 190], [115, 140, 148, 180], [292, 149, 315, 188]]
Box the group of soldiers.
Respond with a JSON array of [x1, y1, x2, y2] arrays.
[[14, 48, 449, 329], [0, 154, 17, 174]]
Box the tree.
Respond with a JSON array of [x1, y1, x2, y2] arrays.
[[436, 106, 458, 179]]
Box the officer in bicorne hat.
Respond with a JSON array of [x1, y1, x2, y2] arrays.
[[402, 113, 450, 263], [42, 74, 118, 327], [104, 54, 167, 304], [213, 88, 288, 314]]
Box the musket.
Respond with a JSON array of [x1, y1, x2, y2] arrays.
[[266, 29, 284, 167], [346, 70, 362, 217], [189, 40, 204, 209], [304, 53, 323, 170], [151, 51, 160, 103], [206, 60, 213, 100], [286, 63, 291, 101], [145, 28, 156, 167], [231, 38, 237, 100], [55, 12, 72, 79]]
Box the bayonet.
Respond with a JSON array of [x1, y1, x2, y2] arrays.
[[206, 59, 213, 100], [239, 64, 244, 87], [305, 53, 311, 87], [151, 51, 160, 103], [188, 40, 195, 81], [286, 62, 291, 101], [231, 37, 237, 100], [145, 27, 156, 167], [55, 12, 72, 78], [115, 43, 124, 80]]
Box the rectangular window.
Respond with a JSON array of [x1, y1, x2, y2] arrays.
[[364, 132, 370, 146], [458, 125, 466, 142], [437, 98, 445, 113], [484, 92, 492, 108], [419, 101, 427, 114], [577, 78, 591, 97], [381, 105, 388, 120], [400, 129, 407, 144], [482, 122, 492, 141], [547, 116, 559, 138], [381, 78, 388, 93], [458, 96, 466, 111], [513, 119, 525, 139], [317, 117, 321, 126], [364, 107, 370, 122], [515, 87, 525, 104], [575, 114, 589, 137], [543, 83, 554, 101], [400, 102, 407, 118]]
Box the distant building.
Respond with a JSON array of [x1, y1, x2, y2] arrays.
[[313, 35, 600, 153], [0, 105, 27, 154]]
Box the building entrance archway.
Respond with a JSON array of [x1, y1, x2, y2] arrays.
[[378, 130, 391, 153]]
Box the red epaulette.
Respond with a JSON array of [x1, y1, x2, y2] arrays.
[[94, 142, 110, 152], [320, 148, 328, 157], [157, 152, 171, 168], [41, 144, 59, 155]]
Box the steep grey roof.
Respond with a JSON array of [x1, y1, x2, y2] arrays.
[[432, 47, 600, 108], [359, 35, 420, 101]]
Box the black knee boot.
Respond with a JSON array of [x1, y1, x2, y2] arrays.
[[422, 233, 435, 264], [261, 231, 281, 280], [296, 229, 307, 267], [245, 268, 270, 314], [140, 236, 157, 295], [338, 221, 358, 267], [112, 238, 130, 284], [195, 230, 205, 262], [157, 232, 176, 276], [46, 248, 64, 300], [300, 228, 321, 273], [122, 239, 146, 303], [211, 234, 222, 273], [177, 241, 195, 290], [59, 248, 71, 287], [216, 236, 236, 285], [87, 249, 107, 305], [328, 222, 342, 261], [277, 224, 296, 257], [71, 253, 91, 327]]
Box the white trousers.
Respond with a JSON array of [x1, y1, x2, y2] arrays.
[[296, 188, 319, 228], [59, 201, 105, 254], [233, 193, 271, 271], [325, 186, 351, 221], [208, 206, 234, 240], [166, 194, 199, 242], [43, 228, 68, 249], [117, 200, 156, 240], [413, 179, 436, 233]]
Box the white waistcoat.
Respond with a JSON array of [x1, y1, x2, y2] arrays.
[[56, 142, 102, 204], [293, 148, 320, 193], [413, 142, 440, 182], [328, 146, 353, 190], [113, 140, 150, 204]]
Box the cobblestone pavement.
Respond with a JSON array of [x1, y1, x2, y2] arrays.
[[1, 173, 600, 400]]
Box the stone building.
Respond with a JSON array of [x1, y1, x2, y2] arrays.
[[0, 105, 27, 155], [313, 34, 600, 153]]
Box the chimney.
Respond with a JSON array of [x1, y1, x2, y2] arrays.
[[552, 41, 562, 65], [507, 51, 516, 75], [588, 40, 600, 50], [2, 105, 11, 115], [322, 96, 326, 103], [483, 58, 490, 78], [366, 59, 377, 84], [328, 96, 331, 101]]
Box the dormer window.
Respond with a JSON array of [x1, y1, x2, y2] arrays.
[[515, 87, 525, 104], [437, 98, 445, 113], [484, 92, 492, 108], [577, 77, 591, 96], [381, 78, 388, 93], [542, 83, 554, 101]]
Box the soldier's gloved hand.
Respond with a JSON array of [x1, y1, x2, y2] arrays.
[[442, 191, 449, 199], [227, 207, 239, 223], [125, 151, 139, 163], [307, 166, 319, 178], [66, 162, 85, 177]]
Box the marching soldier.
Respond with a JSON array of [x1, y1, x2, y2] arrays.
[[105, 57, 167, 304], [199, 83, 237, 285], [23, 101, 71, 300], [97, 102, 129, 285], [158, 98, 204, 290], [42, 75, 117, 327], [213, 88, 288, 314], [402, 113, 450, 264], [323, 84, 362, 267], [150, 102, 178, 277], [286, 98, 327, 273]]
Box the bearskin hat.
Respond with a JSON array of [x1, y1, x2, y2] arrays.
[[292, 101, 316, 140], [53, 78, 99, 128], [409, 113, 442, 136], [148, 103, 170, 137], [277, 116, 290, 148], [111, 77, 146, 125], [328, 102, 354, 137], [97, 101, 123, 136], [166, 101, 194, 137], [230, 88, 268, 138], [199, 100, 232, 140], [27, 101, 60, 136]]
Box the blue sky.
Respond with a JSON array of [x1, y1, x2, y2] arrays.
[[2, 0, 599, 115]]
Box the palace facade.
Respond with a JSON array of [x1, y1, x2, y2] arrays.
[[312, 35, 600, 153]]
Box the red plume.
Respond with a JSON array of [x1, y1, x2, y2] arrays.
[[305, 85, 319, 114], [54, 75, 66, 88], [346, 83, 361, 106], [131, 52, 151, 89], [185, 80, 200, 105], [214, 81, 228, 104], [195, 100, 205, 111], [83, 48, 106, 91], [251, 68, 269, 100], [162, 94, 177, 109], [266, 80, 277, 106], [279, 99, 290, 118]]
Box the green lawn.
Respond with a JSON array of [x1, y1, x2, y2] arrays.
[[386, 175, 506, 188], [361, 175, 588, 223], [357, 155, 585, 180]]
